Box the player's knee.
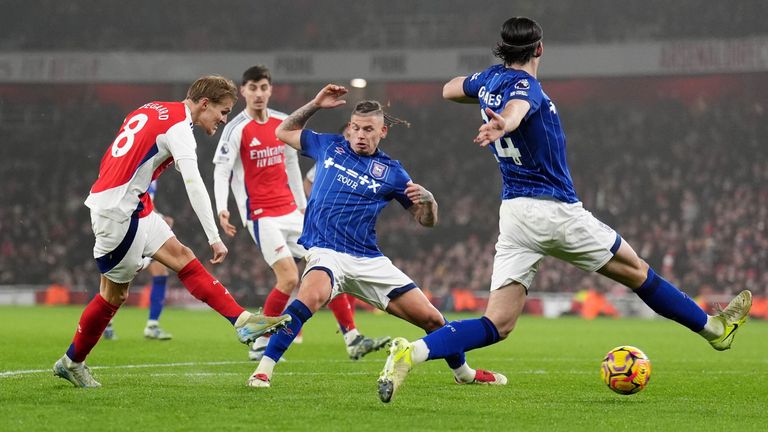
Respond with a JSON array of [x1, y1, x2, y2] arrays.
[[296, 285, 327, 312], [420, 312, 446, 332], [631, 258, 651, 287], [276, 274, 300, 294], [487, 315, 516, 340]]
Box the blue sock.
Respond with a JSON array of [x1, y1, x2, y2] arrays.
[[424, 317, 500, 360], [264, 300, 313, 362], [635, 267, 707, 332], [431, 315, 465, 369], [148, 276, 167, 321]]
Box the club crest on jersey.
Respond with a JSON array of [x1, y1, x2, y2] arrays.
[[334, 146, 346, 155], [369, 161, 388, 179], [514, 79, 531, 90]]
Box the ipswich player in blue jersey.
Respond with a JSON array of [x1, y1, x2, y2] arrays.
[[247, 84, 504, 389], [378, 17, 753, 403]]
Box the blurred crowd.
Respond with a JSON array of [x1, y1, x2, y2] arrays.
[[1, 78, 766, 307], [2, 0, 766, 51]]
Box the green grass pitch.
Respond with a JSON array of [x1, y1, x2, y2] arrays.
[[0, 306, 766, 431]]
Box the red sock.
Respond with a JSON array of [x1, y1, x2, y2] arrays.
[[263, 287, 291, 317], [66, 294, 119, 362], [178, 259, 244, 324], [328, 294, 356, 333], [344, 294, 356, 317]]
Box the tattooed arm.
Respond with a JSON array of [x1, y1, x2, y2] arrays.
[[275, 84, 349, 150], [406, 181, 439, 227]]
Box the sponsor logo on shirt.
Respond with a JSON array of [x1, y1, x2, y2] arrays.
[[334, 146, 346, 155], [514, 79, 531, 90], [249, 138, 261, 147]]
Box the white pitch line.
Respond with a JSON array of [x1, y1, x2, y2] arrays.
[[4, 358, 765, 378]]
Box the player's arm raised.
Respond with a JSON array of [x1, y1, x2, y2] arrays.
[[406, 181, 438, 227], [443, 76, 478, 104], [275, 84, 348, 150]]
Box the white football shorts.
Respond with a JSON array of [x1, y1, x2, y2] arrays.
[[246, 209, 307, 266], [302, 247, 417, 310], [91, 210, 174, 283], [491, 197, 620, 291]]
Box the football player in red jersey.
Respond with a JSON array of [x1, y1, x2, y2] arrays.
[[53, 76, 290, 388]]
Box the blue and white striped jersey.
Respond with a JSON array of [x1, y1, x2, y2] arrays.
[[463, 64, 579, 203], [298, 130, 412, 257]]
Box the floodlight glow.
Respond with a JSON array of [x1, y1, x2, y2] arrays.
[[350, 78, 367, 88]]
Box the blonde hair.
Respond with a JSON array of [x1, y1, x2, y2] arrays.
[[353, 100, 410, 128], [186, 75, 238, 104]]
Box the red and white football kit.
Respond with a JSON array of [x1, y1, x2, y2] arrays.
[[213, 109, 306, 266], [86, 101, 220, 282]]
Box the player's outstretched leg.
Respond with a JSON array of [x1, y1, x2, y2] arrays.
[[248, 299, 314, 388], [176, 258, 290, 343], [708, 290, 752, 351], [631, 267, 753, 350]]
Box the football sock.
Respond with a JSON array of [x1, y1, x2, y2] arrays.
[[148, 275, 167, 321], [66, 294, 119, 362], [699, 316, 725, 340], [255, 356, 277, 378], [634, 268, 707, 332], [345, 294, 356, 316], [419, 316, 500, 362], [343, 328, 361, 346], [178, 259, 244, 324], [264, 299, 313, 362], [263, 287, 291, 317], [430, 315, 466, 369], [328, 294, 356, 333]]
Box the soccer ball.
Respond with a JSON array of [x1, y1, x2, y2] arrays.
[[600, 345, 651, 395]]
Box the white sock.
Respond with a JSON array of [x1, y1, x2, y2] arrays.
[[698, 315, 724, 341], [252, 336, 270, 350], [343, 328, 361, 346], [146, 320, 159, 327], [452, 363, 476, 383], [255, 356, 277, 378], [63, 355, 81, 368], [234, 311, 252, 327], [410, 340, 429, 364]]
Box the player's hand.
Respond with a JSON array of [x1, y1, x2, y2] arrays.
[[218, 210, 237, 237], [474, 107, 506, 146], [210, 241, 228, 264], [313, 84, 348, 109], [405, 181, 434, 205]]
